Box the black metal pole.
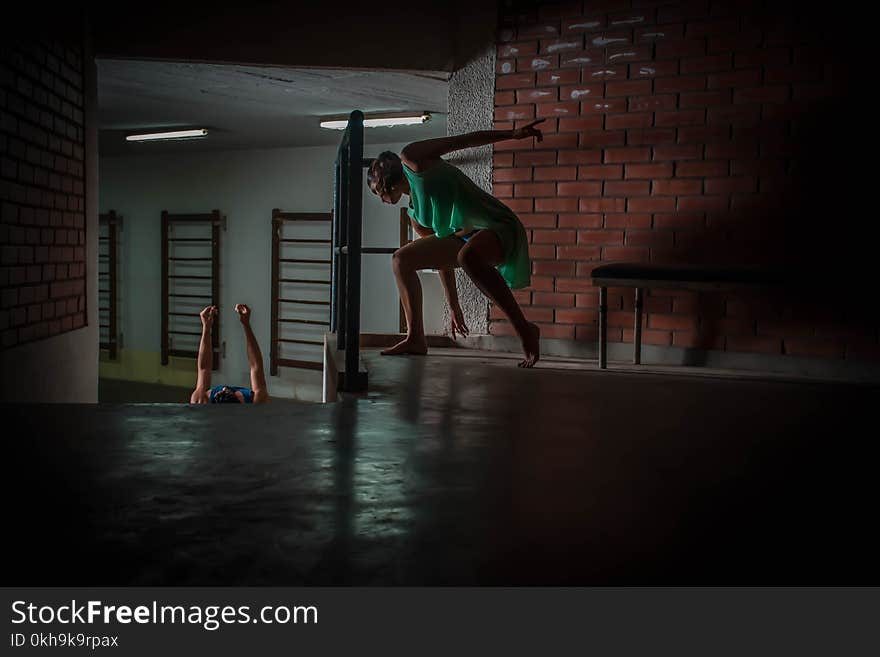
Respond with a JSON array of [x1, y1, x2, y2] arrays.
[[337, 144, 349, 351], [330, 158, 340, 333], [343, 110, 365, 391]]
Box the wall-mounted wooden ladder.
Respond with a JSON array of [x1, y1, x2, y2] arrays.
[[161, 210, 221, 368], [270, 209, 332, 374], [98, 210, 120, 359]]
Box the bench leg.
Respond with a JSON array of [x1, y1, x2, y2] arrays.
[[634, 287, 643, 365], [598, 286, 607, 369]]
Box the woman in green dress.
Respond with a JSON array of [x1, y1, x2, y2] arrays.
[[367, 120, 544, 368]]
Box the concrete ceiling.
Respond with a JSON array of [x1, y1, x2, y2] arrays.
[[98, 59, 449, 156]]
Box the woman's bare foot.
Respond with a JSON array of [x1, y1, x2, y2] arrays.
[[517, 321, 540, 368], [381, 335, 428, 356]]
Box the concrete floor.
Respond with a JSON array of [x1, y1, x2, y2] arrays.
[[5, 349, 879, 585]]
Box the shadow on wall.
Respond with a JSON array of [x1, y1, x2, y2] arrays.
[[648, 5, 876, 362]]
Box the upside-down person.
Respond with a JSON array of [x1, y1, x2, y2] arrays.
[[367, 119, 544, 367], [190, 304, 269, 404]]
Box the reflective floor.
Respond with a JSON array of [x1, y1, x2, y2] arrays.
[[5, 351, 879, 584]]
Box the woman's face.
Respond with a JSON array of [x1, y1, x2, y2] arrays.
[[369, 179, 403, 205]]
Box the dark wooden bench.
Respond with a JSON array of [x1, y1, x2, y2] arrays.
[[590, 263, 785, 369]]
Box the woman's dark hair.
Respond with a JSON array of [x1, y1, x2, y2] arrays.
[[367, 151, 403, 196], [212, 388, 241, 404]]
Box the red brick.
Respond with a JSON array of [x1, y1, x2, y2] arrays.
[[533, 291, 575, 307], [681, 53, 732, 74], [535, 197, 578, 212], [605, 213, 652, 228], [655, 75, 706, 93], [519, 213, 558, 228], [605, 79, 652, 97], [557, 277, 596, 293], [627, 129, 676, 146], [515, 151, 557, 166], [562, 16, 607, 34], [494, 184, 513, 198], [559, 116, 606, 133], [624, 231, 674, 247], [532, 229, 575, 244], [606, 113, 653, 129], [626, 163, 673, 179], [558, 245, 601, 260], [560, 51, 603, 68], [497, 73, 536, 90], [605, 180, 649, 196], [497, 59, 516, 75], [604, 147, 651, 164], [518, 23, 561, 39], [649, 313, 697, 331], [495, 105, 536, 121], [680, 90, 729, 108], [576, 290, 600, 307], [628, 95, 677, 112], [676, 160, 728, 177], [495, 91, 517, 106], [556, 309, 599, 325], [627, 197, 675, 212], [515, 182, 556, 197], [557, 181, 602, 196], [655, 109, 706, 127], [561, 83, 603, 101], [580, 198, 626, 213], [528, 244, 556, 259], [536, 101, 581, 118], [498, 42, 539, 59], [516, 88, 559, 104], [503, 198, 534, 213], [656, 39, 706, 59], [558, 150, 602, 165], [629, 60, 680, 78], [686, 18, 739, 37], [494, 168, 533, 182], [676, 196, 728, 212], [558, 213, 603, 228], [735, 48, 791, 69], [537, 69, 580, 86], [578, 230, 624, 245], [516, 55, 559, 71], [704, 177, 756, 194], [677, 125, 730, 143], [653, 144, 702, 161], [606, 45, 653, 64], [580, 131, 626, 147], [578, 164, 623, 180], [733, 86, 790, 104], [540, 37, 584, 54], [708, 69, 762, 89], [534, 166, 577, 181], [653, 179, 703, 195], [528, 276, 555, 292], [580, 98, 627, 113], [533, 260, 575, 276], [603, 246, 649, 261]]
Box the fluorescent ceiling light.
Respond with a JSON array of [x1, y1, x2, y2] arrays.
[[126, 129, 208, 142], [320, 113, 431, 130]]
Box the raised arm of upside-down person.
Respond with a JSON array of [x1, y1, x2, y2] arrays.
[[190, 305, 216, 404], [400, 120, 545, 171], [235, 304, 269, 404]]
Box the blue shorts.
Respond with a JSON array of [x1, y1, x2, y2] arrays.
[[456, 229, 480, 243]]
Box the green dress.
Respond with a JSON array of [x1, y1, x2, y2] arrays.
[[402, 161, 531, 289]]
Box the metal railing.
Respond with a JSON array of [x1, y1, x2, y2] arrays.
[[331, 110, 398, 392]]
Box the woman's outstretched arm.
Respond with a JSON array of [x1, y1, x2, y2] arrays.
[[401, 120, 544, 169]]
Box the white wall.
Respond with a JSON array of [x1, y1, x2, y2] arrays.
[[98, 141, 445, 395]]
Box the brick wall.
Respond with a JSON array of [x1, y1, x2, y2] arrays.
[[0, 40, 87, 350], [492, 0, 879, 362]]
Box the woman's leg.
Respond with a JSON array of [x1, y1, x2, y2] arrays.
[[383, 235, 463, 356], [457, 230, 540, 367]]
